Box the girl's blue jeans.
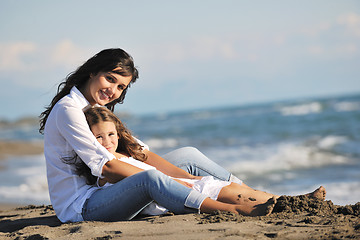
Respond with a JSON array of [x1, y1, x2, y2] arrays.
[[163, 147, 232, 181], [82, 147, 232, 221]]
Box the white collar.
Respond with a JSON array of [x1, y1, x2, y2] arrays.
[[69, 86, 100, 112]]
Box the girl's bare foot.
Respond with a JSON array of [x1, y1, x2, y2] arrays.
[[236, 196, 277, 216], [264, 196, 277, 216], [304, 186, 326, 200]]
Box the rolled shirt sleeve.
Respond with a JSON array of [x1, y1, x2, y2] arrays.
[[55, 104, 115, 177]]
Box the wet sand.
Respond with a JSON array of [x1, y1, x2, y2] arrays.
[[0, 140, 43, 160]]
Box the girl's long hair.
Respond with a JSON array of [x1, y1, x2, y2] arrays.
[[72, 107, 147, 185], [39, 48, 139, 134], [85, 107, 147, 161]]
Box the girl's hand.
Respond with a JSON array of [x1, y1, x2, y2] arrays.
[[190, 175, 203, 180], [143, 150, 203, 180], [174, 179, 194, 188]]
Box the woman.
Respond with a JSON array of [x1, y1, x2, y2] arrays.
[[39, 48, 274, 222]]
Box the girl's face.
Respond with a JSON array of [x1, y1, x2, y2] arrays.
[[83, 67, 133, 106], [90, 121, 119, 154]]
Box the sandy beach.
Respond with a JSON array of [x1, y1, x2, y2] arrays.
[[0, 198, 359, 240], [0, 141, 359, 239]]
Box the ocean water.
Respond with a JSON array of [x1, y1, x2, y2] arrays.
[[0, 93, 359, 206]]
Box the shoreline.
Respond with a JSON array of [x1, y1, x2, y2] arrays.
[[0, 140, 43, 160], [0, 140, 45, 210], [0, 203, 26, 211]]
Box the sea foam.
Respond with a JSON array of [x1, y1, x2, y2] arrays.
[[278, 102, 322, 116], [334, 101, 360, 112], [224, 135, 350, 175]]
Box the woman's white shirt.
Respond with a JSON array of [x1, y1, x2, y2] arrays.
[[43, 86, 148, 222]]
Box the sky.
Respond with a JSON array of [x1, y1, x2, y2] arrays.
[[0, 0, 359, 120]]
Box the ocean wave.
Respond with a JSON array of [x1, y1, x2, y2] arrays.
[[145, 138, 179, 150], [0, 174, 49, 204], [226, 135, 350, 175], [0, 154, 49, 204], [316, 135, 347, 149], [277, 102, 322, 116], [323, 181, 360, 205], [333, 101, 360, 112]]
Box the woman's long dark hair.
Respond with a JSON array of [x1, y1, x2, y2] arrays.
[[72, 107, 147, 185], [39, 48, 139, 134]]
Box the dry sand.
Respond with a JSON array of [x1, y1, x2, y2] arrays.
[[0, 141, 359, 239], [0, 196, 359, 240]]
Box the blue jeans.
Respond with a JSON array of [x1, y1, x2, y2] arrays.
[[163, 147, 232, 181], [82, 170, 207, 221], [82, 147, 233, 221]]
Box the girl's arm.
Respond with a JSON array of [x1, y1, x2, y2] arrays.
[[101, 159, 144, 183], [101, 155, 195, 188], [143, 149, 202, 180]]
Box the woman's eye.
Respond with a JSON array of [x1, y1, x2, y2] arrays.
[[96, 136, 103, 139], [109, 133, 115, 136], [106, 76, 115, 82], [118, 85, 125, 90]]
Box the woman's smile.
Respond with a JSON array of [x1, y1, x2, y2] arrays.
[[81, 67, 133, 106], [99, 89, 111, 101]]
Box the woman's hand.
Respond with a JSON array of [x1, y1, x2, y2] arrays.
[[97, 177, 108, 187]]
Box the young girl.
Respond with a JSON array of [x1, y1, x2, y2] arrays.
[[83, 107, 326, 217], [82, 107, 284, 216]]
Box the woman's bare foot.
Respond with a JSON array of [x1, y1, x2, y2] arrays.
[[304, 186, 326, 200]]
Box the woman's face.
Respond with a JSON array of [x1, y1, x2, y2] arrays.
[[83, 67, 133, 106], [91, 121, 119, 154]]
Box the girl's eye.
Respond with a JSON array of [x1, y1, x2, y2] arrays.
[[109, 133, 115, 136], [96, 136, 103, 139]]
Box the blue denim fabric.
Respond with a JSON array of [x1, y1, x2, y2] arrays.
[[162, 147, 232, 181], [82, 170, 207, 221]]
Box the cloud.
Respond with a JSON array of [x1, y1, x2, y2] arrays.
[[0, 40, 92, 89], [0, 40, 89, 73], [337, 12, 360, 37], [159, 36, 238, 62], [305, 13, 360, 58], [300, 22, 332, 37], [51, 39, 89, 68], [307, 45, 324, 55], [0, 42, 37, 71], [334, 43, 358, 56], [122, 11, 360, 86]]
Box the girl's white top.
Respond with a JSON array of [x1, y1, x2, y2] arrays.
[[43, 86, 148, 222]]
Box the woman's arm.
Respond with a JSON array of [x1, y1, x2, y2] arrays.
[[55, 104, 116, 177], [143, 149, 202, 180]]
